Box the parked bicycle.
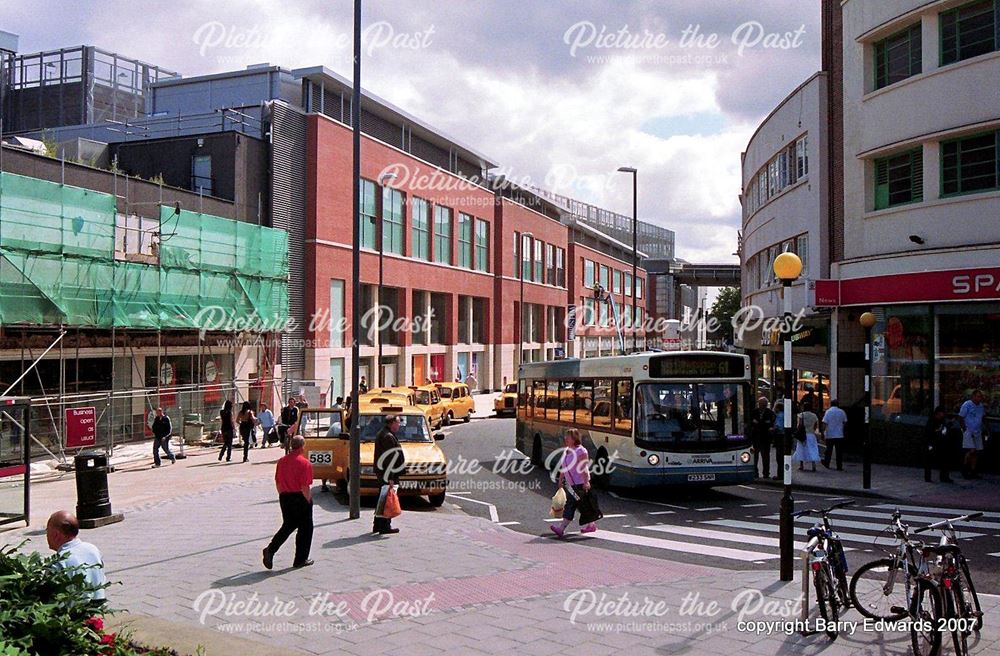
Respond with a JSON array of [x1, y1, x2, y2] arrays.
[[914, 512, 984, 656], [796, 500, 853, 639]]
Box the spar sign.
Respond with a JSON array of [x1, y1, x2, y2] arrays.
[[66, 406, 97, 448]]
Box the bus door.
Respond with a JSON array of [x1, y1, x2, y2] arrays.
[[0, 397, 31, 527]]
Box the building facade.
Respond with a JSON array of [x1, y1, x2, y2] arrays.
[[816, 0, 1000, 465]]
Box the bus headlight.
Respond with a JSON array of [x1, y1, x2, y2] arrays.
[[647, 454, 660, 466], [740, 452, 751, 463]]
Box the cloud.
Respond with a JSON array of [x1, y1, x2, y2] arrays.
[[0, 0, 821, 265]]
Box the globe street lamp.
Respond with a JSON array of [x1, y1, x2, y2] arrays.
[[860, 311, 876, 490], [773, 251, 802, 582]]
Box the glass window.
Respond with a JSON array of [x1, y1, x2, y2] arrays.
[[558, 380, 576, 422], [796, 136, 809, 179], [599, 302, 609, 327], [874, 23, 922, 89], [592, 378, 614, 428], [583, 297, 595, 327], [872, 310, 933, 422], [942, 130, 999, 196], [433, 206, 451, 264], [475, 219, 489, 272], [534, 240, 543, 282], [545, 243, 555, 285], [874, 148, 923, 209], [796, 234, 809, 274], [513, 232, 520, 278], [522, 235, 532, 280], [599, 265, 610, 291], [360, 179, 377, 250], [191, 155, 212, 196], [556, 247, 565, 287], [574, 381, 593, 424], [382, 187, 404, 255], [938, 308, 1000, 417], [787, 143, 799, 185], [545, 380, 559, 420], [613, 270, 622, 294], [636, 277, 643, 300], [614, 380, 633, 433], [329, 279, 345, 347], [624, 272, 632, 297], [941, 0, 997, 65], [634, 382, 746, 449], [584, 259, 595, 288], [355, 413, 431, 443], [457, 213, 473, 268], [411, 197, 430, 260]]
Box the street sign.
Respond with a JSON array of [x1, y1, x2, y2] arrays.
[[65, 406, 97, 448]]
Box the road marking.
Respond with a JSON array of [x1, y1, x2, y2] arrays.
[[869, 504, 1000, 520], [588, 529, 779, 562], [447, 491, 472, 496], [694, 507, 722, 512], [702, 519, 887, 546], [738, 485, 756, 490], [601, 514, 627, 519], [449, 494, 499, 523], [636, 524, 808, 550], [988, 552, 1000, 558], [497, 521, 520, 526], [608, 492, 687, 510], [829, 508, 1000, 531], [741, 503, 767, 508], [648, 510, 675, 515]]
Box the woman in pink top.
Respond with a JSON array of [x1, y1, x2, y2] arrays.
[[551, 429, 597, 537]]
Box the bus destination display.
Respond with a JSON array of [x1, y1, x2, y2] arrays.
[[649, 355, 745, 378]]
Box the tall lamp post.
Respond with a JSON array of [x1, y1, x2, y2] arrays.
[[860, 311, 876, 490], [617, 167, 637, 353], [774, 251, 802, 581], [518, 232, 533, 373], [375, 171, 397, 387], [348, 0, 363, 520]]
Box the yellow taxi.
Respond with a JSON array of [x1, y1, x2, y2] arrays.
[[408, 384, 447, 429], [436, 382, 475, 425], [319, 404, 448, 507], [494, 383, 518, 417], [367, 387, 443, 430]]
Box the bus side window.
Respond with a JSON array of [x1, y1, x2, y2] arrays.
[[614, 379, 633, 433], [593, 378, 612, 428], [546, 380, 559, 420], [531, 380, 545, 418], [559, 380, 575, 423]]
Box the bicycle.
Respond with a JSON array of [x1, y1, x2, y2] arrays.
[[914, 512, 984, 656], [850, 508, 920, 621], [795, 500, 853, 639]]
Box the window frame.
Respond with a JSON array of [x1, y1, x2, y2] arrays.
[[382, 186, 405, 256], [457, 213, 473, 269], [874, 22, 923, 90], [874, 147, 924, 210], [433, 205, 452, 265], [411, 197, 430, 260], [940, 0, 998, 66], [941, 129, 1000, 197], [474, 218, 489, 272]]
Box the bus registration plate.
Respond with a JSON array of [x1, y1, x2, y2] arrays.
[[687, 473, 715, 482]]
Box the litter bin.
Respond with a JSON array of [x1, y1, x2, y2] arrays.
[[74, 451, 123, 528], [183, 414, 205, 444]]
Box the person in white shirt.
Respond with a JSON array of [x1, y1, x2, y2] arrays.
[[821, 399, 848, 471], [46, 511, 107, 601]]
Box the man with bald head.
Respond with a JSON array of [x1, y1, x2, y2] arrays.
[[46, 511, 107, 601]]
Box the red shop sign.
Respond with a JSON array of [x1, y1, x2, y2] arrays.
[[66, 406, 97, 449], [814, 267, 1000, 306]]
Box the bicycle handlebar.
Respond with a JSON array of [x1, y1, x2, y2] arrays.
[[792, 500, 854, 518], [912, 512, 983, 534]]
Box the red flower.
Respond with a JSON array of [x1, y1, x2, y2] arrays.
[[101, 632, 116, 645], [84, 616, 104, 632]]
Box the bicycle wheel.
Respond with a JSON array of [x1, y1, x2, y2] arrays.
[[946, 583, 969, 656], [815, 565, 840, 640], [910, 579, 943, 656], [850, 557, 908, 621], [958, 557, 983, 632]]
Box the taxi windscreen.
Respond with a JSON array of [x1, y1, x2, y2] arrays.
[[356, 414, 432, 442]]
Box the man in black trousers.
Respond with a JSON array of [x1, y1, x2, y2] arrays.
[[263, 435, 314, 569], [750, 396, 775, 478], [373, 415, 405, 535]]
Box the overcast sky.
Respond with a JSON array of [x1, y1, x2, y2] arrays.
[[2, 0, 822, 265]]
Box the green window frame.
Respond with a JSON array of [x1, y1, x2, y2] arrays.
[[940, 0, 998, 66], [474, 218, 489, 272], [533, 240, 543, 282], [522, 235, 532, 280], [942, 130, 999, 196], [382, 187, 404, 255], [513, 231, 520, 278], [874, 148, 924, 210], [457, 213, 473, 268], [874, 23, 922, 90], [359, 179, 377, 250], [411, 197, 430, 260], [433, 206, 452, 265]]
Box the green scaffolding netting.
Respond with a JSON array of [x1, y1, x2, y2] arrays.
[[0, 171, 289, 330]]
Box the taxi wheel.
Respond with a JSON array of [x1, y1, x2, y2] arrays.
[[429, 492, 446, 507], [444, 412, 453, 426], [336, 477, 347, 494], [463, 413, 471, 423]]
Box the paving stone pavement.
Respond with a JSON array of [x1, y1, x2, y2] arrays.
[[5, 472, 999, 655]]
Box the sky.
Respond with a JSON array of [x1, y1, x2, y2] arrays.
[[1, 1, 822, 266]]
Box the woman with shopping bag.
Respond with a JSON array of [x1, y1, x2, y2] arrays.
[[373, 414, 405, 535], [550, 428, 602, 537]]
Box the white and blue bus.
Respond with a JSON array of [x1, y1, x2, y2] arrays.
[[516, 351, 754, 487]]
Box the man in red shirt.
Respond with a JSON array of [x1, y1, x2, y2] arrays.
[[263, 435, 314, 569]]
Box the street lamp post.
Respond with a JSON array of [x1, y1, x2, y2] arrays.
[[773, 251, 802, 582], [518, 232, 533, 373], [617, 167, 637, 353], [860, 311, 876, 490], [376, 172, 397, 387], [348, 0, 363, 520]]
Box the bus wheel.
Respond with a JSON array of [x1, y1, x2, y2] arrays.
[[531, 435, 543, 467], [593, 449, 611, 489]]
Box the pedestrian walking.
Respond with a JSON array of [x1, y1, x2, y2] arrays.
[[279, 397, 300, 453], [373, 414, 405, 535], [359, 377, 368, 394], [551, 428, 599, 537], [820, 400, 848, 470], [237, 401, 256, 463], [218, 399, 235, 462], [923, 406, 955, 483], [771, 400, 785, 480], [47, 511, 107, 601], [151, 407, 176, 468], [258, 402, 276, 448], [750, 397, 775, 478], [793, 401, 820, 472], [262, 435, 314, 569], [959, 389, 987, 479]]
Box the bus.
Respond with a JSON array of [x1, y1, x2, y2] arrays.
[[515, 351, 753, 487]]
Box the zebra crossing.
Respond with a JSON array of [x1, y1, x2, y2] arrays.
[[580, 501, 1000, 567]]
